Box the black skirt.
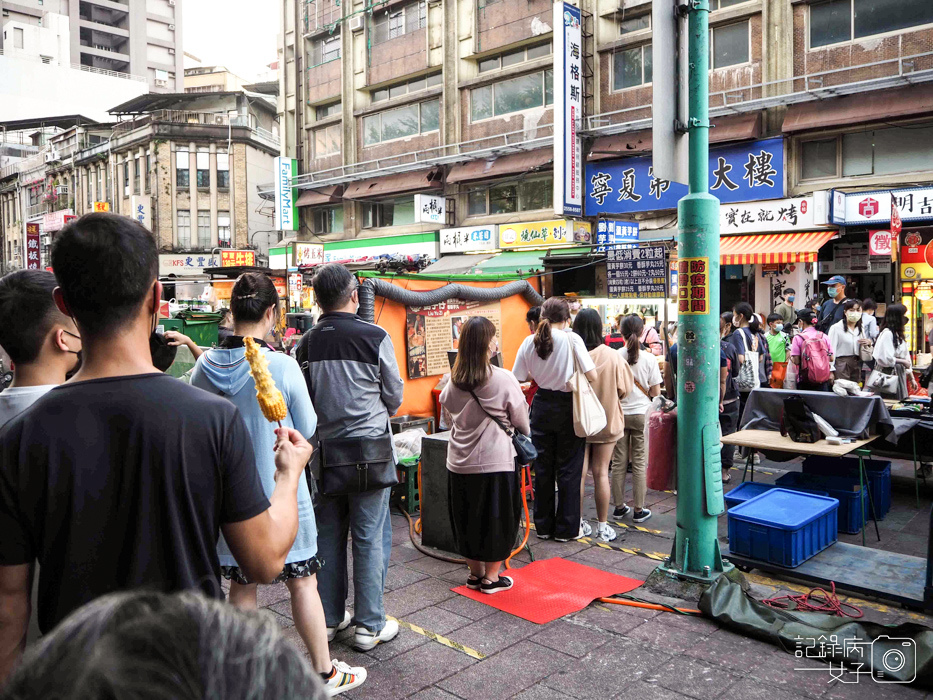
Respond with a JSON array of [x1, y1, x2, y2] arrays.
[[448, 469, 522, 562]]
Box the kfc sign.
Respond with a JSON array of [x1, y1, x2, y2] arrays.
[[869, 230, 893, 257], [859, 198, 879, 218]]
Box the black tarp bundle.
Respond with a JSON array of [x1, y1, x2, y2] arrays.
[[699, 577, 933, 687]]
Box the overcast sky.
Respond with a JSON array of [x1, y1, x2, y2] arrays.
[[182, 0, 278, 80]]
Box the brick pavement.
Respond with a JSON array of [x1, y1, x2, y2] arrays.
[[257, 455, 933, 699]]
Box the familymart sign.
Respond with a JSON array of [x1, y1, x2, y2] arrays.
[[274, 156, 298, 232]]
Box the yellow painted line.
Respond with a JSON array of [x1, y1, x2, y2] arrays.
[[388, 616, 486, 660], [730, 466, 775, 476], [610, 520, 667, 536], [743, 572, 932, 622], [528, 521, 667, 560]]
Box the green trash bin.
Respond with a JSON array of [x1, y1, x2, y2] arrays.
[[182, 319, 219, 347], [159, 318, 184, 333]]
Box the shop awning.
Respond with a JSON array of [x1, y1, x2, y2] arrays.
[[720, 230, 837, 265], [296, 186, 343, 207], [447, 149, 552, 183], [474, 250, 548, 275], [343, 169, 441, 199], [420, 253, 497, 275], [589, 113, 761, 161], [783, 83, 933, 133]]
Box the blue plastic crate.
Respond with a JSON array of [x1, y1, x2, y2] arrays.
[[724, 482, 830, 510], [727, 488, 838, 568], [801, 456, 891, 520], [776, 472, 869, 534]]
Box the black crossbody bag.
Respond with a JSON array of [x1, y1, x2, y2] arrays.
[[298, 328, 398, 496], [469, 391, 537, 465]]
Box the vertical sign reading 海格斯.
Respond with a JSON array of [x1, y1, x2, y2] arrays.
[[274, 156, 298, 231], [553, 2, 583, 217]]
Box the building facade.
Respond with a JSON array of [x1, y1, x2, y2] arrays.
[[0, 92, 281, 272], [0, 11, 148, 122], [0, 0, 184, 91], [277, 0, 933, 317]]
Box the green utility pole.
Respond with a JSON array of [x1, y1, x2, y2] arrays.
[[662, 0, 730, 581]]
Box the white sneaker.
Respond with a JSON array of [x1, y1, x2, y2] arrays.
[[326, 610, 352, 642], [580, 519, 593, 537], [752, 453, 761, 465], [353, 618, 399, 652], [597, 523, 617, 542], [322, 659, 366, 696], [555, 523, 586, 542]]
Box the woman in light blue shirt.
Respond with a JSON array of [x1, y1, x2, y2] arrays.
[[192, 272, 365, 694]]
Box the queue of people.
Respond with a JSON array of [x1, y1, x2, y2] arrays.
[[0, 212, 925, 694]]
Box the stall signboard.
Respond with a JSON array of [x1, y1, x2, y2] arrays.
[[158, 253, 219, 276], [288, 272, 302, 297], [93, 202, 110, 212], [900, 227, 933, 280], [220, 250, 257, 267], [720, 194, 832, 234], [323, 232, 439, 263], [606, 246, 667, 299], [439, 225, 498, 254], [405, 300, 502, 379], [835, 187, 933, 226], [131, 196, 151, 230], [595, 220, 639, 251], [553, 1, 583, 217], [42, 209, 74, 233], [499, 219, 589, 249], [678, 257, 710, 315], [295, 243, 324, 267], [585, 137, 784, 215], [414, 194, 445, 224], [273, 156, 298, 231], [25, 222, 40, 270]]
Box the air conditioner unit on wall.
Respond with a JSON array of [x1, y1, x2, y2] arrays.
[[168, 47, 175, 54], [214, 115, 225, 125], [168, 0, 176, 5], [349, 15, 364, 32], [168, 24, 175, 31], [44, 151, 60, 163], [154, 78, 167, 86]]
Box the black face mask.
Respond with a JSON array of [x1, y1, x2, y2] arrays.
[[150, 331, 178, 373], [65, 351, 82, 380]]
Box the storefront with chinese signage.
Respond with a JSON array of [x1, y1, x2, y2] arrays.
[[718, 193, 837, 315], [825, 187, 933, 313]]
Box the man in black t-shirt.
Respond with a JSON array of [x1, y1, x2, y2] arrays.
[[0, 213, 312, 683]]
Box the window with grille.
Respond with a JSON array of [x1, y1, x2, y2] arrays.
[[466, 176, 553, 216], [372, 1, 426, 44], [197, 210, 210, 247], [196, 151, 210, 188], [176, 150, 189, 188], [810, 0, 933, 49], [470, 70, 553, 121], [310, 31, 341, 65], [363, 99, 440, 145], [612, 45, 652, 90], [217, 152, 230, 189], [218, 211, 231, 248], [177, 210, 191, 247]]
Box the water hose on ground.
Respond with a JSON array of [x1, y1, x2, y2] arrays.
[[404, 461, 533, 569]]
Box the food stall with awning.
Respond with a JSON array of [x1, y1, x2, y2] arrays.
[[717, 193, 836, 314]]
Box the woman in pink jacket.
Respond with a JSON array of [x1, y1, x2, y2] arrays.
[[440, 317, 531, 594]]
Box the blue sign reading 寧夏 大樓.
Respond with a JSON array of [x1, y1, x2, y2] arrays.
[[585, 137, 784, 216]]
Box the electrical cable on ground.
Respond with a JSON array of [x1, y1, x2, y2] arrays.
[[598, 596, 701, 616], [761, 581, 864, 618]]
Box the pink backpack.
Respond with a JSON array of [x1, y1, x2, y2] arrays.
[[799, 333, 831, 384]]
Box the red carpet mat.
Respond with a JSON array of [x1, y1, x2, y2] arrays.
[[451, 558, 643, 624]]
